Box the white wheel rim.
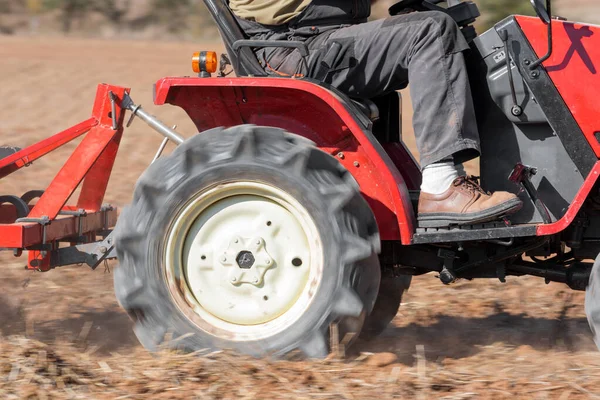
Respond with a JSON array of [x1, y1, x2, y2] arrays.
[[164, 181, 324, 341]]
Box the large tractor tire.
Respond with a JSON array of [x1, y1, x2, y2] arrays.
[[114, 125, 381, 358], [361, 268, 411, 338], [586, 253, 600, 350]]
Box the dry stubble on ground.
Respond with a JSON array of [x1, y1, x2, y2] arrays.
[[0, 36, 600, 399]]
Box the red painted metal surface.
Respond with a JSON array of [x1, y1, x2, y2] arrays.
[[27, 126, 119, 220], [0, 84, 128, 252], [76, 130, 123, 211], [154, 77, 420, 243], [77, 85, 128, 211], [28, 250, 51, 271], [517, 16, 600, 157], [0, 205, 18, 224], [0, 118, 97, 180], [29, 85, 128, 219], [517, 16, 600, 236], [537, 161, 600, 236], [0, 209, 118, 249], [383, 143, 422, 191]]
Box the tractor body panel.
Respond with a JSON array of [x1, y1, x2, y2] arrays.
[[472, 22, 588, 226], [472, 16, 600, 237], [518, 16, 600, 157], [154, 77, 420, 243]]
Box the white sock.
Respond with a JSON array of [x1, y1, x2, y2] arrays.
[[421, 161, 460, 195]]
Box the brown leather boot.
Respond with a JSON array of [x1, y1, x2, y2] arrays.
[[418, 176, 523, 228]]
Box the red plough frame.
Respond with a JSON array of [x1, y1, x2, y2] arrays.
[[0, 84, 128, 271]]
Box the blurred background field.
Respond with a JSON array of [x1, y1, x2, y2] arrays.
[[0, 0, 599, 39], [1, 1, 600, 399]]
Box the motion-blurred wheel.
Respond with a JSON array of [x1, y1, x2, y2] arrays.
[[114, 125, 381, 358]]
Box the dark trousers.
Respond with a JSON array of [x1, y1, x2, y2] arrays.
[[256, 11, 480, 167]]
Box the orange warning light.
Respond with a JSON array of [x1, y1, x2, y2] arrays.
[[192, 51, 218, 75]]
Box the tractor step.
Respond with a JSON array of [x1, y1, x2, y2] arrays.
[[412, 222, 537, 244], [408, 190, 536, 244]]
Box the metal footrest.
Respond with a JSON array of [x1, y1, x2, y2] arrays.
[[417, 220, 509, 234], [412, 222, 537, 244]]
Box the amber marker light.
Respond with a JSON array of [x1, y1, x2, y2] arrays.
[[192, 51, 218, 76]]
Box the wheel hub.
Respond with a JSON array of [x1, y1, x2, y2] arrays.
[[236, 251, 255, 269], [165, 183, 323, 331], [220, 236, 274, 286]]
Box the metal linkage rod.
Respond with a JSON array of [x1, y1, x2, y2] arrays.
[[121, 93, 185, 145]]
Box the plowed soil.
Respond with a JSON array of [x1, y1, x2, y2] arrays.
[[1, 36, 599, 399]]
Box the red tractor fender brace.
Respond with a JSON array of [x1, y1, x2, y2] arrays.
[[154, 77, 419, 244]]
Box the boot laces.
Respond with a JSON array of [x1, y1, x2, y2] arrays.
[[454, 175, 489, 196]]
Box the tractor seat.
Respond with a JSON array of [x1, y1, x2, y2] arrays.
[[204, 0, 267, 77]]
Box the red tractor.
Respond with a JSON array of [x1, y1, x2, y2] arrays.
[[2, 0, 600, 358]]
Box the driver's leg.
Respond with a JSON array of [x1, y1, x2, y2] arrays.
[[304, 11, 478, 166], [297, 11, 522, 226]]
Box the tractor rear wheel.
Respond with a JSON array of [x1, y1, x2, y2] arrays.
[[114, 125, 381, 358], [361, 268, 411, 338]]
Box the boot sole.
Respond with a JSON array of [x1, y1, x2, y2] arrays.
[[417, 198, 523, 229]]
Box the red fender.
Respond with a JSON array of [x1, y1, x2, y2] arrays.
[[154, 77, 420, 244]]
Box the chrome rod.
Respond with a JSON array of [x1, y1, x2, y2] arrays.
[[132, 106, 184, 145], [121, 93, 185, 145], [152, 137, 170, 163]]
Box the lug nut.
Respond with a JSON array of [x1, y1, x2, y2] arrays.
[[231, 277, 237, 282], [265, 259, 271, 265], [256, 239, 261, 246], [221, 256, 227, 263]]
